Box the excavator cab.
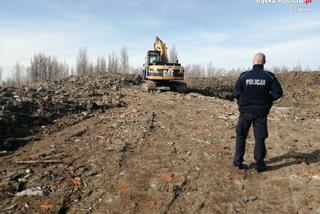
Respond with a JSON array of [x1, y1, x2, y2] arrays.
[[142, 51, 161, 79], [146, 51, 161, 65]]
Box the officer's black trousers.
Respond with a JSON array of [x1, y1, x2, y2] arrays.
[[233, 112, 268, 166]]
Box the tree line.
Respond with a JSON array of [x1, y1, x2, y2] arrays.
[[184, 63, 318, 78], [0, 45, 174, 86], [0, 45, 319, 86], [0, 47, 129, 86]]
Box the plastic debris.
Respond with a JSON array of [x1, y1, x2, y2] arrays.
[[15, 187, 44, 197]]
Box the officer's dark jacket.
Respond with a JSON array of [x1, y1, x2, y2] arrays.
[[233, 64, 283, 115]]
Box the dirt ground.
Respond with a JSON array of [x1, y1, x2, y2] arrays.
[[1, 72, 320, 214]]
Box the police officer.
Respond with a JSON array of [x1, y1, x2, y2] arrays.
[[233, 53, 283, 172]]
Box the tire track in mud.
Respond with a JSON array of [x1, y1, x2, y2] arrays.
[[163, 177, 188, 214]]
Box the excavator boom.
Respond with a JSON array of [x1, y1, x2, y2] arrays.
[[154, 36, 169, 64]]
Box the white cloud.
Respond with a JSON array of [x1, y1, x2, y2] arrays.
[[176, 36, 320, 70], [0, 18, 116, 79], [163, 16, 320, 70]]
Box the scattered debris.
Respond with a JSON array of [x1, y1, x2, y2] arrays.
[[42, 171, 55, 180], [70, 178, 81, 186], [15, 160, 64, 164], [241, 196, 258, 203], [15, 187, 44, 197]]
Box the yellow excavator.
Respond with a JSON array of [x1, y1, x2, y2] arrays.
[[142, 37, 187, 92]]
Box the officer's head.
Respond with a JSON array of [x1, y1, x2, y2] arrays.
[[253, 53, 266, 65]]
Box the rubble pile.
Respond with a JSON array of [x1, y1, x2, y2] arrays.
[[186, 76, 235, 100], [0, 72, 141, 146]]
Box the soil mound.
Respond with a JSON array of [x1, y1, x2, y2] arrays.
[[187, 71, 320, 107]]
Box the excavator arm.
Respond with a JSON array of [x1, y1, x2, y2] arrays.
[[154, 36, 169, 64]]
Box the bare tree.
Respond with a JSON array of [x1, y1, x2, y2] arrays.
[[108, 54, 112, 72], [0, 66, 2, 85], [293, 63, 302, 72], [234, 67, 245, 76], [304, 65, 311, 72], [100, 57, 107, 73], [206, 62, 216, 77], [95, 57, 101, 73], [48, 56, 59, 80], [169, 45, 178, 63], [184, 64, 205, 78], [184, 63, 231, 78], [59, 61, 69, 78], [2, 78, 16, 87], [29, 53, 69, 82], [14, 62, 22, 86], [120, 47, 129, 73], [76, 48, 89, 75], [108, 51, 119, 73], [30, 53, 45, 82], [271, 66, 281, 74], [88, 63, 94, 74], [95, 56, 107, 73], [281, 65, 289, 73], [131, 66, 143, 75]]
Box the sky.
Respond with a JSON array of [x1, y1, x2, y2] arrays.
[[0, 0, 319, 79]]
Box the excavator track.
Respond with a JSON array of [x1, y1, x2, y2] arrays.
[[169, 81, 188, 93], [142, 80, 188, 93], [142, 80, 157, 92]]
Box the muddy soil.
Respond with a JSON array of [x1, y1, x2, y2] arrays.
[[0, 72, 320, 214]]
